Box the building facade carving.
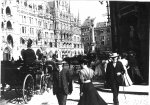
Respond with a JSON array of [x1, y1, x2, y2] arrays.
[[1, 0, 84, 61]]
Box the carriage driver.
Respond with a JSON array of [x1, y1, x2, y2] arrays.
[[22, 39, 36, 66]]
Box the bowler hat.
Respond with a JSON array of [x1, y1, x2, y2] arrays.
[[110, 53, 119, 58]]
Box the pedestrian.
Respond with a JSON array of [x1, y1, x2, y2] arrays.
[[119, 53, 133, 86], [22, 39, 36, 66], [127, 52, 143, 84], [52, 60, 73, 105], [94, 56, 105, 80], [78, 59, 107, 105], [105, 53, 125, 105]]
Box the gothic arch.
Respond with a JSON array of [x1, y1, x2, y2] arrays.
[[7, 35, 13, 47], [6, 6, 11, 15], [7, 21, 12, 29], [3, 47, 11, 61]]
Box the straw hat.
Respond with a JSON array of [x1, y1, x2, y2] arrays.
[[110, 53, 119, 58]]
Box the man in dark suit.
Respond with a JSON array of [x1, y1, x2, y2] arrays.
[[105, 53, 125, 105], [22, 39, 36, 66], [52, 60, 73, 105]]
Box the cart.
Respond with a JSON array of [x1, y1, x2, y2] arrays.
[[1, 61, 45, 104]]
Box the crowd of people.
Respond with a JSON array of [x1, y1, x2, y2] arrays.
[[9, 39, 144, 105]]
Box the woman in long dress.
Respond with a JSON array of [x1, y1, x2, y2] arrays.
[[78, 59, 107, 105], [119, 53, 133, 86]]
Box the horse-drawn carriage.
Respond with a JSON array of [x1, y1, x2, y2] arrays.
[[1, 60, 52, 103]]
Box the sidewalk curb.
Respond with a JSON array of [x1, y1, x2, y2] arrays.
[[74, 81, 149, 95]]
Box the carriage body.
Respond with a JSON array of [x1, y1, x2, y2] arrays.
[[1, 61, 44, 103]]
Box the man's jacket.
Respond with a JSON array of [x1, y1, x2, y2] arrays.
[[53, 68, 73, 95], [105, 61, 125, 86]]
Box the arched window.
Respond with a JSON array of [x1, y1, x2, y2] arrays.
[[3, 47, 11, 61], [7, 21, 12, 29], [20, 37, 25, 44], [6, 7, 11, 15], [7, 35, 13, 47], [16, 0, 19, 3]]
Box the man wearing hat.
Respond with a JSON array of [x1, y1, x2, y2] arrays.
[[52, 60, 73, 105], [22, 39, 36, 66], [105, 53, 125, 105]]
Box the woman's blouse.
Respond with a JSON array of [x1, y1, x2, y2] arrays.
[[80, 68, 94, 82]]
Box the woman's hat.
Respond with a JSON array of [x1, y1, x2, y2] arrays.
[[80, 58, 89, 64], [110, 53, 119, 58]]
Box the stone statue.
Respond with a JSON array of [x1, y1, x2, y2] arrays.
[[90, 17, 96, 26]]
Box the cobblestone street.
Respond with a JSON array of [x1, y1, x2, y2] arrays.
[[0, 81, 149, 105]]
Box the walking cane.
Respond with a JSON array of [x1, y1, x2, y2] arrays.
[[122, 74, 126, 100]]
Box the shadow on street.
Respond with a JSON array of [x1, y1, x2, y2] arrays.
[[1, 89, 25, 104], [93, 81, 149, 95]]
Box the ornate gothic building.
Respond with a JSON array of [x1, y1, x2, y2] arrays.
[[0, 0, 84, 61]]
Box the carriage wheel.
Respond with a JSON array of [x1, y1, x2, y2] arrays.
[[23, 74, 34, 104], [40, 75, 47, 94]]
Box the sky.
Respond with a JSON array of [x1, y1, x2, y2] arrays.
[[70, 0, 108, 26]]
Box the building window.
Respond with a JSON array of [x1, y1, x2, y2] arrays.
[[24, 1, 27, 7], [16, 0, 19, 3], [25, 27, 26, 33], [6, 7, 11, 15], [44, 41, 47, 45], [7, 21, 12, 29], [1, 8, 4, 14], [101, 36, 104, 40], [30, 28, 32, 34], [39, 20, 42, 27], [101, 41, 104, 45], [1, 22, 4, 28], [22, 27, 24, 33], [35, 18, 37, 25], [24, 16, 26, 23], [32, 28, 34, 35], [22, 26, 26, 33], [29, 17, 31, 24]]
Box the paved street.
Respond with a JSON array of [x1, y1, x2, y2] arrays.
[[0, 80, 149, 105]]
